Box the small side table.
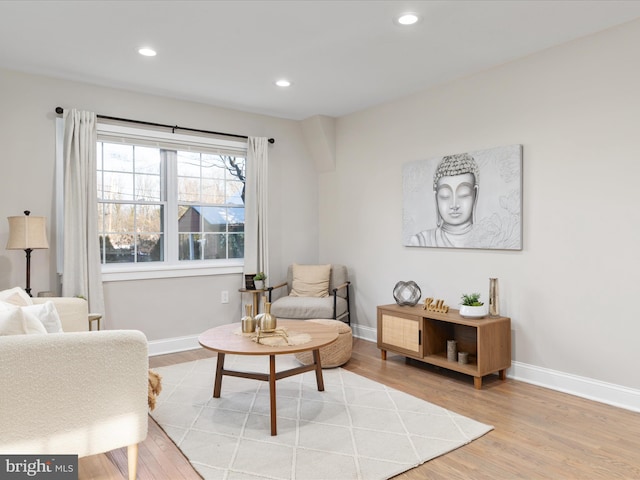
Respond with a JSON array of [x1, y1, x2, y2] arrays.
[[238, 288, 266, 316], [88, 313, 102, 331]]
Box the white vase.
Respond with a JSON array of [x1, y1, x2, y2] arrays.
[[459, 304, 488, 318], [254, 280, 264, 290]]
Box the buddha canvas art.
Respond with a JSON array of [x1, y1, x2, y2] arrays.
[[403, 144, 522, 250]]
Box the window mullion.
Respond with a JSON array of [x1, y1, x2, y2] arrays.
[[165, 149, 178, 264]]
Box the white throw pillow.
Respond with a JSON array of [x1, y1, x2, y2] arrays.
[[290, 264, 331, 298], [0, 306, 28, 335], [22, 301, 63, 333], [0, 301, 19, 312], [0, 287, 33, 306]]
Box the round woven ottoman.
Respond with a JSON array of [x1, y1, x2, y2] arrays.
[[295, 319, 352, 368]]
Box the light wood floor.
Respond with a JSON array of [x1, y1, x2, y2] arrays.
[[79, 338, 640, 479]]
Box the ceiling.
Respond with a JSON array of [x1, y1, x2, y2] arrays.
[[1, 1, 640, 120]]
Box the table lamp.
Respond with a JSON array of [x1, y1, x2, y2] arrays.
[[6, 210, 49, 297]]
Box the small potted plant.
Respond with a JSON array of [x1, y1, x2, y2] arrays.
[[253, 272, 267, 290], [459, 292, 488, 318]]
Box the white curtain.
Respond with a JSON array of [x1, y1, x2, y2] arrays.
[[244, 137, 269, 282], [62, 109, 105, 315]]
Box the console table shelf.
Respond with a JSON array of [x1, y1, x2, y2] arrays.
[[377, 303, 511, 389]]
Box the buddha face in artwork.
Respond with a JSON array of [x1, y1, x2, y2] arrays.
[[433, 154, 479, 230]]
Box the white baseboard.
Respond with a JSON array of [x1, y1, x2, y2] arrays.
[[351, 324, 377, 342], [509, 361, 640, 413], [148, 335, 201, 356], [149, 327, 640, 413]]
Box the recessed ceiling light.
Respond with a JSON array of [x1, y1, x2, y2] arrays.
[[395, 13, 420, 26], [138, 47, 157, 57], [275, 79, 292, 87]]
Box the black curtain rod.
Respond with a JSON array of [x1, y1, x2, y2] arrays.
[[54, 107, 275, 144]]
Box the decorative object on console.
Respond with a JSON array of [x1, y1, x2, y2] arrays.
[[447, 340, 457, 362], [458, 351, 469, 364], [245, 274, 256, 290], [422, 297, 449, 313], [459, 292, 488, 318], [254, 296, 266, 328], [393, 280, 421, 306], [489, 277, 500, 316], [241, 304, 255, 333], [257, 301, 277, 332], [6, 211, 49, 297], [253, 272, 267, 290]]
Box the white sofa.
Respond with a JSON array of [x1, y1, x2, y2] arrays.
[[0, 297, 148, 480]]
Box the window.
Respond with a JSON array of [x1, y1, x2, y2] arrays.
[[97, 142, 165, 264], [95, 123, 247, 279], [176, 151, 245, 261]]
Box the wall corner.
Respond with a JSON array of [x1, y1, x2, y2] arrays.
[[300, 115, 336, 173]]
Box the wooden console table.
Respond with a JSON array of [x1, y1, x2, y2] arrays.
[[377, 303, 511, 389]]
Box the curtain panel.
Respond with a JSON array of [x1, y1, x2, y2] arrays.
[[62, 109, 105, 316], [244, 137, 269, 285]]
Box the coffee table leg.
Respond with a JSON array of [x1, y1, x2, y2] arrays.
[[213, 352, 225, 398], [269, 355, 277, 436], [313, 349, 325, 391]]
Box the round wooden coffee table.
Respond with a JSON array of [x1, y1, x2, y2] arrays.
[[198, 319, 338, 436]]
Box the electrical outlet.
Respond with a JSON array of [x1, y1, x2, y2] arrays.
[[221, 290, 229, 304]]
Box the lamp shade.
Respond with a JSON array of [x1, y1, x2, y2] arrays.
[[6, 213, 49, 250]]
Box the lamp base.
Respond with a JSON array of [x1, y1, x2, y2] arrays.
[[24, 248, 33, 297]]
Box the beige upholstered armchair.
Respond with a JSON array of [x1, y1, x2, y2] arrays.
[[268, 264, 351, 324]]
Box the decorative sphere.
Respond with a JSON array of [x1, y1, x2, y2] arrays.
[[393, 281, 421, 306]]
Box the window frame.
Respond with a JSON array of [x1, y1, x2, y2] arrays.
[[57, 120, 247, 282]]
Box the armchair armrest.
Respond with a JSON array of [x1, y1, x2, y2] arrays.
[[332, 281, 351, 294], [332, 281, 351, 324], [267, 281, 289, 302], [0, 330, 148, 457]]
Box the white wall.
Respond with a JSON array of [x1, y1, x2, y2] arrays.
[[2, 18, 639, 409], [321, 19, 640, 399], [0, 68, 319, 344]]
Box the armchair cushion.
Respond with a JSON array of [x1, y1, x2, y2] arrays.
[[271, 294, 348, 320], [290, 263, 331, 298]]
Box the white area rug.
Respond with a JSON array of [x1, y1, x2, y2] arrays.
[[150, 355, 493, 480]]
